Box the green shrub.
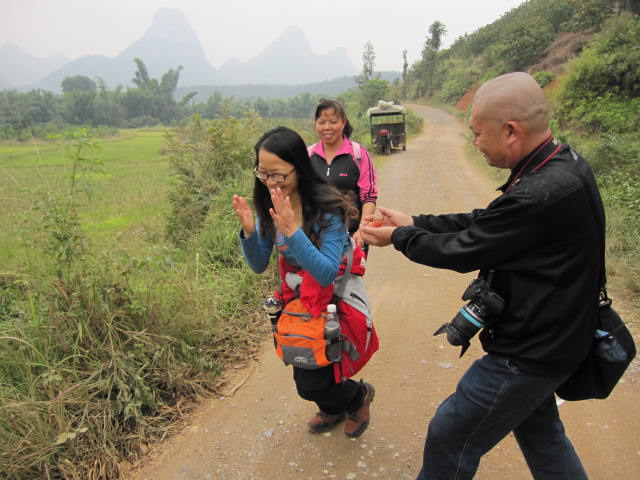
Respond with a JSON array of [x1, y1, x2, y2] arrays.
[[572, 95, 640, 134], [557, 13, 640, 132], [405, 109, 424, 136], [435, 60, 481, 103], [533, 71, 554, 88], [164, 113, 261, 246], [599, 171, 640, 294]]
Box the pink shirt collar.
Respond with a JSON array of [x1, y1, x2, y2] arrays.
[[311, 137, 352, 159]]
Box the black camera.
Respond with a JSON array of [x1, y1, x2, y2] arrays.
[[434, 270, 505, 357]]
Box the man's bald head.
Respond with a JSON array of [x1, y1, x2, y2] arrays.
[[472, 72, 550, 135]]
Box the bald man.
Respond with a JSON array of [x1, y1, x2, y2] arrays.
[[362, 72, 601, 479]]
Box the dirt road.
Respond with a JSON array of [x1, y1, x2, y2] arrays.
[[129, 105, 639, 480]]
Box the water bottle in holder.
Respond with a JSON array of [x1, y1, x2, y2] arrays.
[[264, 297, 282, 348], [324, 303, 342, 362], [264, 296, 283, 323]]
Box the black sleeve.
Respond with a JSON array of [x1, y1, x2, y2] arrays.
[[412, 209, 484, 233], [391, 195, 533, 273]]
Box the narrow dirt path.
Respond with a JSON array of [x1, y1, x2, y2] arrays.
[[129, 105, 639, 480]]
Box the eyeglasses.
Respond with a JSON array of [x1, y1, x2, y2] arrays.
[[253, 167, 295, 183]]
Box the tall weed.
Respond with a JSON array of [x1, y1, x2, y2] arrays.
[[164, 113, 262, 246]]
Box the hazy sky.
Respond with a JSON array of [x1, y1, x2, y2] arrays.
[[1, 0, 525, 71]]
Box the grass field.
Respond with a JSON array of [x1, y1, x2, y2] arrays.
[[0, 128, 170, 267]]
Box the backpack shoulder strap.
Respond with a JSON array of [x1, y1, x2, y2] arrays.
[[307, 143, 317, 157], [351, 141, 362, 164], [334, 240, 355, 299]]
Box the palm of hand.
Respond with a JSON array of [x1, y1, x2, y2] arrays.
[[270, 188, 298, 236], [233, 195, 255, 234]]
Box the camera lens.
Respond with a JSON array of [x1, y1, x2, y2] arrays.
[[434, 302, 488, 356], [434, 272, 505, 357], [450, 304, 484, 340]]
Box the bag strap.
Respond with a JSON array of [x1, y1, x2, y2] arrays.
[[570, 147, 607, 298], [351, 141, 362, 164], [334, 240, 355, 299], [307, 143, 317, 157]]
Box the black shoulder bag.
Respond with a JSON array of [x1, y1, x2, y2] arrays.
[[556, 288, 636, 400], [555, 163, 636, 401]]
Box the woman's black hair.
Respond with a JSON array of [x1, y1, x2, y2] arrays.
[[314, 98, 354, 139], [252, 126, 357, 244]]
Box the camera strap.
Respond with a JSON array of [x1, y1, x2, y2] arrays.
[[504, 136, 562, 194]]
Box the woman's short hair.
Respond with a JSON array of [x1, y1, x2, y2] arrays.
[[314, 98, 354, 138]]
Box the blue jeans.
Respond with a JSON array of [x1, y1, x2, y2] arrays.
[[416, 355, 587, 480]]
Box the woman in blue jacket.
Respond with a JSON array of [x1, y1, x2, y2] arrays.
[[232, 126, 375, 438]]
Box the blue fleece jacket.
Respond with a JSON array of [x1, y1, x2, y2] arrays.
[[239, 213, 350, 287]]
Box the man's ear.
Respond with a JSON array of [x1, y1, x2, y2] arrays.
[[505, 120, 521, 147]]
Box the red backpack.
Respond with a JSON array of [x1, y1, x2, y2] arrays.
[[274, 241, 379, 383]]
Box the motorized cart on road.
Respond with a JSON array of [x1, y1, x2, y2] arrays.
[[367, 100, 407, 155]]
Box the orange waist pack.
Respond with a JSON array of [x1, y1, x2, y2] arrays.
[[274, 299, 332, 369]]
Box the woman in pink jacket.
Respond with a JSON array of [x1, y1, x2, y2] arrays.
[[308, 98, 379, 254]]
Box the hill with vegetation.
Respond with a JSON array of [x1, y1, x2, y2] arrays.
[[396, 0, 639, 297]]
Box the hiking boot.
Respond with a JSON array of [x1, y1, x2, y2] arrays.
[[345, 381, 375, 438], [308, 411, 346, 433]]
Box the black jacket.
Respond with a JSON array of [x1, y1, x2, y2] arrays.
[[391, 141, 605, 375], [310, 149, 362, 233]]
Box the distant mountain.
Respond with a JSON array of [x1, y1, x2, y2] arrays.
[[26, 8, 216, 93], [118, 8, 216, 85], [176, 76, 359, 102], [215, 26, 358, 84], [0, 43, 68, 87], [176, 72, 401, 102], [9, 9, 361, 93]]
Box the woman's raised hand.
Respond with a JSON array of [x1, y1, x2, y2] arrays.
[[269, 187, 299, 237], [232, 194, 255, 237]]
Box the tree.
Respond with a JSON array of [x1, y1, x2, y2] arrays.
[[60, 90, 96, 125], [359, 77, 390, 111], [565, 0, 614, 29], [286, 93, 316, 118], [160, 66, 183, 96], [415, 21, 448, 98], [126, 58, 195, 124], [132, 58, 157, 91], [120, 88, 158, 122], [92, 79, 126, 126], [61, 75, 97, 93], [357, 41, 376, 86], [0, 89, 57, 134], [620, 0, 640, 15], [427, 21, 447, 53], [363, 41, 376, 79], [402, 50, 408, 97]]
